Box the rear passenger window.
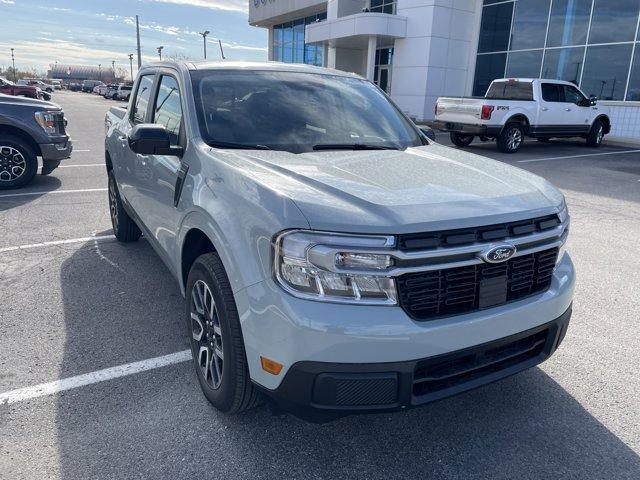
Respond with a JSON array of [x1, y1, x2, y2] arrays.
[[153, 76, 183, 145], [132, 75, 155, 124], [485, 81, 534, 100], [541, 83, 561, 102]]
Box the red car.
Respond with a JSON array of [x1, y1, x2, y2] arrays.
[[0, 76, 40, 99]]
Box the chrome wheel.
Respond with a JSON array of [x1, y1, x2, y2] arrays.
[[0, 146, 26, 182], [108, 175, 119, 233], [190, 280, 224, 389], [596, 126, 604, 144], [506, 127, 523, 151]]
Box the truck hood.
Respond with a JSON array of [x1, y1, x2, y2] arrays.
[[217, 143, 564, 234], [0, 93, 60, 110]]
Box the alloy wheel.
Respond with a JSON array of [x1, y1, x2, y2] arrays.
[[596, 126, 604, 145], [506, 128, 523, 151], [190, 279, 224, 389], [108, 175, 119, 232], [0, 146, 26, 182]]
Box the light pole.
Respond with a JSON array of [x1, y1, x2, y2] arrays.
[[128, 54, 134, 82], [111, 60, 115, 81], [157, 46, 164, 61], [10, 48, 16, 82], [98, 63, 102, 82], [199, 31, 210, 59], [218, 39, 226, 60]]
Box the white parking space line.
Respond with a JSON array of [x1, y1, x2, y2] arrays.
[[518, 149, 640, 163], [58, 164, 103, 168], [0, 350, 191, 405], [0, 188, 107, 198], [73, 149, 91, 152], [0, 235, 115, 253]]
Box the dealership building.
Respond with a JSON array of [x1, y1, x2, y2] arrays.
[[249, 0, 640, 141]]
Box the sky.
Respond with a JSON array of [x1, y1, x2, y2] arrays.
[[0, 0, 267, 75]]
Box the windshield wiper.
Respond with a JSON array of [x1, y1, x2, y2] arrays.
[[312, 143, 400, 151], [207, 141, 270, 150]]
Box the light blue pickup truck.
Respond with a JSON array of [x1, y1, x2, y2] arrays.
[[105, 61, 574, 421]]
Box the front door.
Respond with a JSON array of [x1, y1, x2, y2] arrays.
[[133, 72, 185, 257], [375, 65, 392, 94], [537, 82, 589, 136]]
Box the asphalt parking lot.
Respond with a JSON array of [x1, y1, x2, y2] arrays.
[[1, 91, 639, 480]]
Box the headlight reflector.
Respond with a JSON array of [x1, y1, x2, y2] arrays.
[[274, 231, 397, 304]]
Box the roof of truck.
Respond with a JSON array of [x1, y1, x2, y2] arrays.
[[142, 60, 360, 78]]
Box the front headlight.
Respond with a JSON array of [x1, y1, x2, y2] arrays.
[[556, 202, 570, 265], [34, 111, 62, 134], [273, 230, 397, 305]]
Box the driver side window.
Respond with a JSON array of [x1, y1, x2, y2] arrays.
[[132, 75, 155, 124], [563, 85, 587, 106]]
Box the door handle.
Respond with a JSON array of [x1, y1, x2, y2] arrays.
[[565, 108, 572, 111], [541, 107, 549, 111]]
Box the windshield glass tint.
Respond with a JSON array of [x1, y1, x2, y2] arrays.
[[190, 70, 423, 153]]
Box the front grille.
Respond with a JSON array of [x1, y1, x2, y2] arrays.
[[398, 215, 560, 251], [397, 248, 558, 320], [413, 328, 548, 397]]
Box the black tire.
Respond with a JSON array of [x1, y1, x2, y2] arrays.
[[108, 170, 141, 242], [0, 134, 38, 189], [186, 253, 259, 413], [450, 132, 474, 147], [497, 123, 525, 153], [586, 119, 605, 148], [537, 137, 551, 142]]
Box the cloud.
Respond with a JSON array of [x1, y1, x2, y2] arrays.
[[1, 0, 16, 4], [143, 0, 247, 13]]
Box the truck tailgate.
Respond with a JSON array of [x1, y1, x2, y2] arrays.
[[435, 97, 484, 124]]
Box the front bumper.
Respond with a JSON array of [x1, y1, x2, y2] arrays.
[[40, 139, 73, 161], [258, 306, 571, 421], [432, 120, 502, 136]]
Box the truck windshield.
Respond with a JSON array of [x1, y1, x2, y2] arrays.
[[190, 70, 424, 153]]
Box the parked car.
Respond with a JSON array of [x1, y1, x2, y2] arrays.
[[105, 62, 573, 421], [433, 78, 611, 153], [18, 79, 55, 93], [82, 80, 104, 93], [103, 84, 119, 99], [0, 93, 72, 188], [115, 84, 133, 101], [50, 80, 62, 90], [95, 84, 110, 96], [67, 82, 82, 92], [0, 77, 41, 99]]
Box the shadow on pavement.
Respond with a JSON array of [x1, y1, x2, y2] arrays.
[[56, 233, 640, 479], [0, 175, 62, 212]]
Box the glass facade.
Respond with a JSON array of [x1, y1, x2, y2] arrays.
[[474, 0, 640, 101], [374, 47, 394, 93], [369, 0, 397, 14], [272, 12, 327, 67]]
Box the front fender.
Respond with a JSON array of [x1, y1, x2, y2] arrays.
[[176, 186, 309, 296]]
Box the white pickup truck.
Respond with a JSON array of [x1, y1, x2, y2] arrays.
[[433, 78, 611, 153]]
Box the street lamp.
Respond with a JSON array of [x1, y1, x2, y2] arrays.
[[199, 31, 210, 59], [10, 48, 16, 82], [128, 54, 134, 82], [157, 46, 164, 61], [98, 63, 102, 82]]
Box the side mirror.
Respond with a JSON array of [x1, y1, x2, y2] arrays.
[[419, 126, 436, 141], [589, 95, 597, 106], [128, 124, 183, 156]]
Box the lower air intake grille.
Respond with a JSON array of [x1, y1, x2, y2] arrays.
[[397, 248, 558, 321]]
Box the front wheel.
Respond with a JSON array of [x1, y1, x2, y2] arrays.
[[450, 132, 474, 147], [586, 120, 605, 148], [497, 123, 525, 153], [186, 253, 259, 413], [0, 135, 38, 189]]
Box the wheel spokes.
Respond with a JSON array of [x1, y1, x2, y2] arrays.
[[190, 312, 204, 341]]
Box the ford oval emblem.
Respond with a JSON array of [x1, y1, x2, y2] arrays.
[[480, 244, 517, 263]]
